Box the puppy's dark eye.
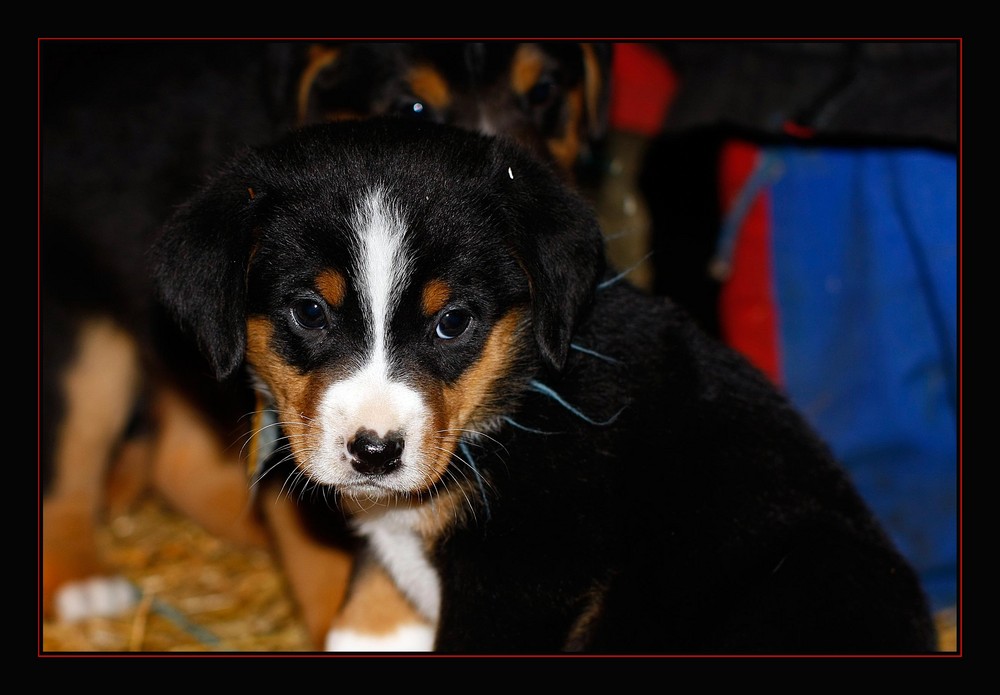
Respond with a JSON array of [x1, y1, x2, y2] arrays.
[[527, 78, 556, 106], [291, 298, 328, 330], [435, 309, 472, 340]]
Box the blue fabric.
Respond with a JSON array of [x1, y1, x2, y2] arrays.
[[767, 146, 958, 611]]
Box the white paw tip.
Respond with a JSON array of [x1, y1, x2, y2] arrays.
[[55, 575, 137, 622], [324, 622, 436, 652]]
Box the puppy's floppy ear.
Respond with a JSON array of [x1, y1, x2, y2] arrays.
[[150, 165, 258, 380], [502, 154, 606, 372]]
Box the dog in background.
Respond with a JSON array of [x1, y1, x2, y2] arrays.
[[294, 42, 609, 179], [152, 118, 936, 652], [41, 41, 292, 623], [40, 40, 611, 647]]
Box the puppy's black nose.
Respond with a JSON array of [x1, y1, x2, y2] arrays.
[[348, 428, 404, 475]]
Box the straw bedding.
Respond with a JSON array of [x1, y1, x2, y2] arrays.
[[41, 494, 311, 652]]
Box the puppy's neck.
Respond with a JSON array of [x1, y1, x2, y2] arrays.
[[349, 485, 471, 624]]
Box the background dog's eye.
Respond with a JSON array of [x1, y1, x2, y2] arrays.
[[436, 309, 472, 340], [291, 298, 328, 330], [393, 98, 430, 119], [527, 78, 557, 107]]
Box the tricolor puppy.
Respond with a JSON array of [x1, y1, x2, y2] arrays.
[[153, 118, 935, 653]]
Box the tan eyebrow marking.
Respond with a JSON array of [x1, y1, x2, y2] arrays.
[[316, 269, 348, 308], [422, 278, 451, 316]]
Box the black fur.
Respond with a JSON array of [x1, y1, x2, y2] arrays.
[[153, 118, 936, 654]]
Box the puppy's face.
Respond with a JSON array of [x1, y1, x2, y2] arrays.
[[243, 186, 530, 499], [154, 120, 604, 503]]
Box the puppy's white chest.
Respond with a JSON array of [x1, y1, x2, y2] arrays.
[[357, 509, 442, 625]]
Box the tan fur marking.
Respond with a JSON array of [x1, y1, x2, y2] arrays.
[[421, 278, 451, 317], [150, 384, 267, 547], [41, 502, 104, 617], [42, 318, 142, 615], [331, 559, 427, 636], [49, 319, 141, 499], [547, 88, 585, 172], [359, 310, 524, 500], [260, 477, 354, 647], [320, 110, 365, 123], [407, 65, 451, 110], [442, 310, 522, 427], [564, 579, 610, 651], [297, 44, 341, 125], [245, 317, 319, 461], [416, 484, 476, 542], [316, 269, 347, 308], [510, 44, 545, 96], [580, 43, 604, 132]]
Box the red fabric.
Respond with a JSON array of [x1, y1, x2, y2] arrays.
[[717, 140, 783, 386], [608, 43, 677, 136], [781, 120, 817, 139]]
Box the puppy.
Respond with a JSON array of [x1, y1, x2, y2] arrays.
[[152, 118, 936, 653], [40, 40, 610, 646], [267, 40, 613, 645]]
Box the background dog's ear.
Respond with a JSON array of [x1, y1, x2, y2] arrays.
[[150, 170, 257, 380], [292, 41, 344, 126], [581, 42, 613, 142], [503, 156, 606, 372]]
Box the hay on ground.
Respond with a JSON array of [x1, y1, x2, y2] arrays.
[[41, 494, 312, 652]]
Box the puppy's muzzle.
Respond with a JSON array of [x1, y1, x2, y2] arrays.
[[348, 428, 405, 476]]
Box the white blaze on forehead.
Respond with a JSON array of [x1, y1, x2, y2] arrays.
[[353, 187, 413, 367]]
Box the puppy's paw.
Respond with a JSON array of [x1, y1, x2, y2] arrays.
[[54, 576, 137, 622], [324, 622, 436, 652]]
